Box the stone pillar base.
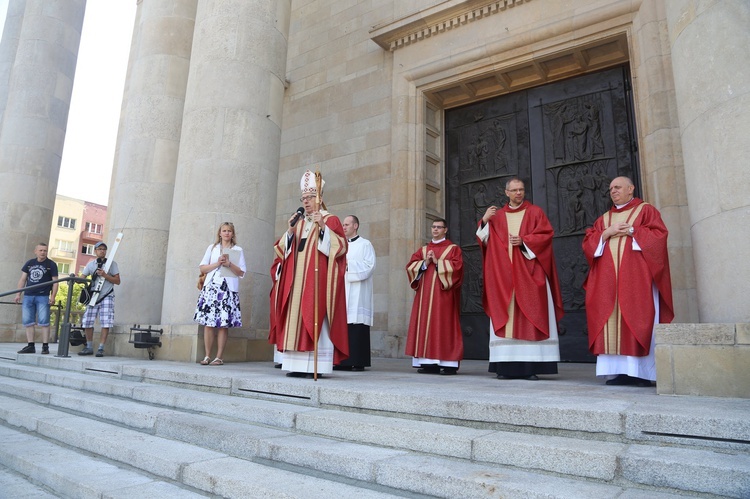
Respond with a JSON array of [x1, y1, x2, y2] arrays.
[[655, 323, 750, 398], [63, 324, 273, 363]]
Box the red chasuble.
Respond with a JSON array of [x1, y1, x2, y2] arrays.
[[269, 213, 349, 364], [405, 239, 464, 362], [583, 198, 674, 357], [478, 200, 564, 341]]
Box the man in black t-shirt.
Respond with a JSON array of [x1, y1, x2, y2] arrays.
[[15, 243, 59, 354]]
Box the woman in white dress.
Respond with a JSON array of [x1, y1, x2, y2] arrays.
[[193, 222, 246, 365]]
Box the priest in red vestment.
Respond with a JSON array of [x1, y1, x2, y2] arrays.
[[269, 170, 349, 378], [405, 218, 464, 375], [583, 176, 673, 387], [477, 178, 564, 380]]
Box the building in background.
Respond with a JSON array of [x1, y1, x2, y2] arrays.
[[48, 195, 107, 277], [77, 201, 107, 274]]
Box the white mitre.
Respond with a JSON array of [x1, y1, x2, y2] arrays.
[[300, 169, 325, 196]]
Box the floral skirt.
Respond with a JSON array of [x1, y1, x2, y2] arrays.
[[193, 277, 242, 328]]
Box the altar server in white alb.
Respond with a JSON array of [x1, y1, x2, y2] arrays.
[[335, 215, 376, 371]]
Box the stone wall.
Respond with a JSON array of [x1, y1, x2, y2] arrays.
[[279, 0, 698, 357], [656, 323, 750, 398]]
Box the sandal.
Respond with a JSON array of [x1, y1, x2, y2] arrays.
[[209, 358, 224, 366], [200, 356, 211, 365]]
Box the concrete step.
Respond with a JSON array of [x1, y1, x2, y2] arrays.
[[0, 399, 406, 498], [0, 463, 60, 499], [0, 393, 658, 499], [0, 425, 206, 498], [1, 363, 747, 497], [6, 358, 750, 457]]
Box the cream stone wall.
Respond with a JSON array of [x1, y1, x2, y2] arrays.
[[665, 0, 750, 323], [631, 0, 698, 322], [161, 0, 292, 357], [279, 1, 396, 354], [106, 0, 198, 326], [279, 0, 698, 357], [0, 0, 86, 329]]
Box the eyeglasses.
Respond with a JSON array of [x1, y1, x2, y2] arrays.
[[221, 222, 234, 226], [506, 188, 525, 193], [431, 225, 446, 229], [300, 195, 317, 202]]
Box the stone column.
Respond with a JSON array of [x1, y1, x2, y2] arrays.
[[106, 0, 198, 325], [665, 0, 750, 322], [161, 0, 291, 357], [631, 0, 698, 323], [0, 0, 26, 125], [0, 0, 85, 328]]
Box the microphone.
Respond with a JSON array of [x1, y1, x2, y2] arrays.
[[290, 207, 305, 227]]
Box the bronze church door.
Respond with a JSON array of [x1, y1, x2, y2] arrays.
[[445, 66, 641, 362]]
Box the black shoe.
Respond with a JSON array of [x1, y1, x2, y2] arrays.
[[285, 372, 321, 379], [417, 365, 440, 374], [524, 375, 539, 381], [286, 371, 319, 378], [274, 363, 282, 369], [351, 366, 365, 372], [41, 345, 49, 355], [605, 374, 635, 386], [95, 348, 104, 357], [333, 365, 352, 371], [440, 367, 458, 375], [633, 377, 654, 387], [18, 344, 35, 354]]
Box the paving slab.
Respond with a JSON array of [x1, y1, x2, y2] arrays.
[[622, 443, 750, 498], [182, 456, 403, 498], [472, 430, 624, 480], [296, 408, 494, 458], [0, 426, 156, 499], [153, 411, 290, 459], [0, 464, 59, 499], [257, 433, 410, 482], [374, 453, 628, 498]]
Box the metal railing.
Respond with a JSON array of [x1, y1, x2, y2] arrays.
[[0, 275, 89, 357]]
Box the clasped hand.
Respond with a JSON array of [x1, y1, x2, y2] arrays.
[[426, 250, 438, 265], [603, 222, 632, 240]]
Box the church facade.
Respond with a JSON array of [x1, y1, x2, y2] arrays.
[[1, 1, 747, 368]]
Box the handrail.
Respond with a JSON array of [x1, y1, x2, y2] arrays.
[[0, 274, 88, 299], [0, 275, 89, 358]]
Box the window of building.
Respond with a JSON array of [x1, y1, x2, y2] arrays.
[[85, 222, 103, 234], [58, 263, 70, 274], [56, 240, 74, 252], [82, 243, 96, 255], [57, 216, 76, 229]]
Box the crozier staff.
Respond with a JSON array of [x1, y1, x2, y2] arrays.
[[269, 169, 348, 378]]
